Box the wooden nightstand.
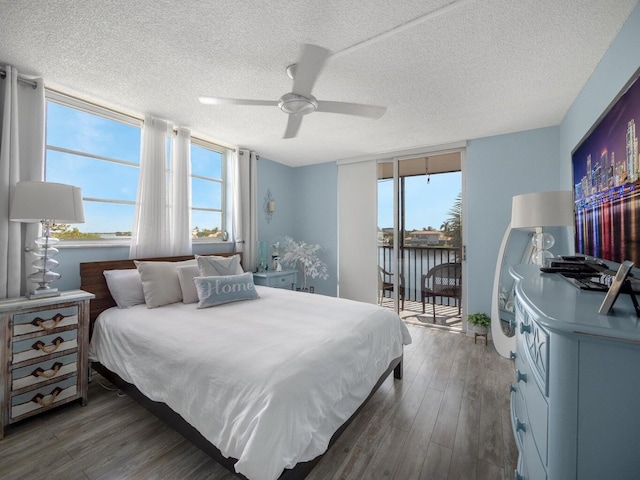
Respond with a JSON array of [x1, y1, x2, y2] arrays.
[[253, 270, 298, 290], [0, 290, 95, 439]]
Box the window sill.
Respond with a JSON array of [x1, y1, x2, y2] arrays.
[[57, 239, 230, 248]]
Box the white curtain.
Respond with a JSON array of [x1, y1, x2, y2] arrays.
[[0, 66, 45, 298], [129, 116, 170, 259], [337, 159, 378, 303], [169, 127, 191, 255], [234, 149, 257, 272]]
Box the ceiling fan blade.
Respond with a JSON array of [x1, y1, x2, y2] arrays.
[[198, 97, 279, 106], [283, 114, 303, 139], [316, 101, 387, 119], [291, 44, 330, 97]]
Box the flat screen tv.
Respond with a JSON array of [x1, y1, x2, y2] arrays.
[[572, 68, 640, 266]]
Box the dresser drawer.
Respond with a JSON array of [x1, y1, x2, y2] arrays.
[[13, 305, 78, 337], [515, 340, 549, 465], [12, 353, 78, 391], [517, 300, 549, 395], [12, 329, 78, 364], [10, 376, 77, 420], [273, 272, 296, 287]]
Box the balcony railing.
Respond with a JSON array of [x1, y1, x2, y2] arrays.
[[379, 245, 461, 306]]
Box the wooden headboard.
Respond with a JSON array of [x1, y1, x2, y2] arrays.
[[80, 253, 240, 322]]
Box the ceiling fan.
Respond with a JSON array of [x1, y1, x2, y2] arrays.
[[198, 44, 387, 139]]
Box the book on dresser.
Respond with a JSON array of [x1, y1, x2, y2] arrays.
[[0, 290, 95, 439], [510, 264, 640, 480]]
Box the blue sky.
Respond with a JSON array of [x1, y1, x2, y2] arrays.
[[378, 171, 461, 230]]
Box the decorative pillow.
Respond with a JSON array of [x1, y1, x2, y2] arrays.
[[196, 254, 244, 276], [176, 264, 201, 304], [194, 272, 259, 308], [103, 269, 146, 308], [134, 259, 196, 308]]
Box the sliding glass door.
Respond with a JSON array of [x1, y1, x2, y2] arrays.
[[377, 153, 464, 326]]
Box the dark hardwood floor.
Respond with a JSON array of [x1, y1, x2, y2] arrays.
[[0, 325, 517, 480]]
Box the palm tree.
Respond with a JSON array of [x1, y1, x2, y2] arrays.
[[444, 192, 462, 247]]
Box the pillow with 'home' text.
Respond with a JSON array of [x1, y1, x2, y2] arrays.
[[194, 272, 259, 308]]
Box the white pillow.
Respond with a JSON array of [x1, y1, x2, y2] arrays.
[[196, 254, 244, 276], [176, 264, 201, 304], [134, 259, 196, 308], [103, 269, 145, 308]]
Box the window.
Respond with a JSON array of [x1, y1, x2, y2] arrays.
[[190, 139, 225, 241], [45, 93, 141, 242], [45, 92, 230, 244]]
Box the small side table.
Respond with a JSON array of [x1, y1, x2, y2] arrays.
[[253, 270, 298, 290]]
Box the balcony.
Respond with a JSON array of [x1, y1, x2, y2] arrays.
[[379, 245, 462, 330]]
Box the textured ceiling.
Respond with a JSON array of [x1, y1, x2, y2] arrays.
[[0, 0, 637, 167]]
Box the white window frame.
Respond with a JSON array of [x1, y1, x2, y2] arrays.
[[190, 137, 227, 244], [44, 90, 232, 247], [45, 90, 142, 246]]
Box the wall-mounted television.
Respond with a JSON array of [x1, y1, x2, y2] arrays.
[[572, 68, 640, 266]]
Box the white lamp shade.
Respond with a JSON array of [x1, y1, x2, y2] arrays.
[[511, 191, 574, 229], [10, 181, 85, 223]]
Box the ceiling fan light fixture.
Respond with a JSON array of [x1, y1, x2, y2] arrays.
[[278, 93, 317, 115]]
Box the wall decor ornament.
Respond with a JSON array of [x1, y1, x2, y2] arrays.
[[263, 189, 275, 223]]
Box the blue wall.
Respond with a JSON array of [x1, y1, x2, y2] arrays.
[[465, 127, 562, 315], [292, 162, 338, 296], [256, 157, 337, 296], [257, 157, 296, 242], [559, 4, 640, 187]]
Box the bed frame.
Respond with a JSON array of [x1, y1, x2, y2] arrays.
[[80, 254, 403, 480]]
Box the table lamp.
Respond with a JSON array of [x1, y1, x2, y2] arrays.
[[10, 181, 85, 298], [511, 190, 574, 265]]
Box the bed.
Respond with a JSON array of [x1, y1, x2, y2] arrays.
[[80, 254, 411, 480]]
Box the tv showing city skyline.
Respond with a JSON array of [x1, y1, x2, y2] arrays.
[[572, 68, 640, 266]]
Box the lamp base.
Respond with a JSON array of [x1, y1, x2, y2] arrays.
[[28, 288, 61, 300]]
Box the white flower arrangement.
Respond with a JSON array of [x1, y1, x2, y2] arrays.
[[281, 236, 329, 290]]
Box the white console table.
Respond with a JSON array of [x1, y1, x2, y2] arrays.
[[510, 264, 640, 480]]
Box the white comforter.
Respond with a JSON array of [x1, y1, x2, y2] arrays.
[[89, 286, 411, 480]]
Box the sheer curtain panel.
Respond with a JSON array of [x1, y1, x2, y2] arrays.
[[129, 116, 170, 259], [337, 159, 378, 303], [0, 66, 45, 298], [169, 127, 192, 255], [236, 149, 257, 272]]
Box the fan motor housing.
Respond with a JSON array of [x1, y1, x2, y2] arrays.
[[278, 93, 318, 115]]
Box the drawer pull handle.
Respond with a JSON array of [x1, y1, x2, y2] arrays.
[[520, 323, 531, 334], [510, 384, 517, 393], [32, 336, 64, 354], [31, 362, 63, 379], [516, 369, 527, 383], [515, 418, 527, 433], [32, 386, 63, 407], [31, 313, 65, 332], [509, 351, 517, 359]]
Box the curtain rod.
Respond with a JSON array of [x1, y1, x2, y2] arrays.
[[0, 68, 38, 89]]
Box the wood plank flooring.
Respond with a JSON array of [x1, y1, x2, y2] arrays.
[[0, 325, 517, 480]]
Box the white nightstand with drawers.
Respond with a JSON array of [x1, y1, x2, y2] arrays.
[[0, 290, 94, 439]]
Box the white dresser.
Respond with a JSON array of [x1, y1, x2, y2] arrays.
[[510, 264, 640, 480]]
